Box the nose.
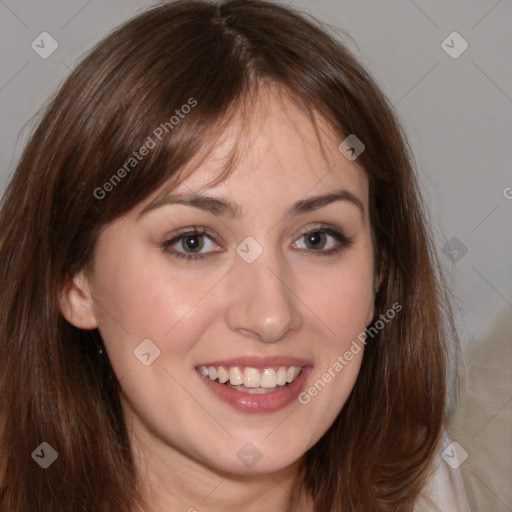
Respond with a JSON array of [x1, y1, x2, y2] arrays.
[[224, 249, 303, 343]]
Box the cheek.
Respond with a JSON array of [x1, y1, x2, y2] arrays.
[[293, 253, 374, 423], [91, 249, 226, 370], [297, 255, 375, 338]]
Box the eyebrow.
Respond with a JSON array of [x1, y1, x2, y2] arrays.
[[137, 187, 365, 221]]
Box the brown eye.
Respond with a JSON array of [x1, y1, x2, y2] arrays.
[[180, 234, 204, 253], [304, 230, 327, 250], [291, 225, 354, 256], [162, 228, 222, 261]]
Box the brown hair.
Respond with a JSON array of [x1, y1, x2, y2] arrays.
[[0, 1, 459, 510]]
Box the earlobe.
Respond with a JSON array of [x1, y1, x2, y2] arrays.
[[58, 272, 98, 330]]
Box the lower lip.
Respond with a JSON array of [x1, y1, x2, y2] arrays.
[[197, 367, 312, 414]]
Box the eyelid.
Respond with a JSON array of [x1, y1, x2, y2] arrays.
[[293, 222, 350, 242], [163, 226, 220, 246]]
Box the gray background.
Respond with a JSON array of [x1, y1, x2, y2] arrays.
[[1, 0, 510, 510]]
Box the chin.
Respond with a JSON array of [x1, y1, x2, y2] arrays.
[[191, 434, 310, 477]]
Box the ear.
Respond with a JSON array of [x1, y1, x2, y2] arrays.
[[58, 271, 98, 330]]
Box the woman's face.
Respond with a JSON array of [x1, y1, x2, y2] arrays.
[[62, 90, 375, 476]]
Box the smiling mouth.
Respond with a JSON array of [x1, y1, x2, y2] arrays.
[[197, 365, 303, 394]]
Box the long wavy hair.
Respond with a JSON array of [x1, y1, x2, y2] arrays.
[[0, 1, 459, 510]]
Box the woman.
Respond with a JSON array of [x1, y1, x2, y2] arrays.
[[0, 1, 470, 510]]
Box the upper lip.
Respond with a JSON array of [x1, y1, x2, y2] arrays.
[[196, 355, 312, 369]]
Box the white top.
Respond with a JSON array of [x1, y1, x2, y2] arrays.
[[414, 431, 472, 512]]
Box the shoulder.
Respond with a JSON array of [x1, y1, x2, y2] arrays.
[[414, 430, 472, 512]]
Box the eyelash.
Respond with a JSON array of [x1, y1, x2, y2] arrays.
[[162, 224, 354, 262]]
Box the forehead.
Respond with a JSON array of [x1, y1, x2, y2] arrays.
[[138, 87, 368, 214]]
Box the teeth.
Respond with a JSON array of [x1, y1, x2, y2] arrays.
[[198, 365, 303, 390], [260, 368, 276, 388], [229, 366, 243, 386], [217, 366, 229, 384], [208, 366, 218, 380], [276, 367, 287, 386], [243, 367, 261, 388], [232, 384, 282, 394], [286, 366, 296, 383]]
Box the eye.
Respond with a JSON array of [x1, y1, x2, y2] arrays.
[[291, 224, 353, 256], [162, 228, 222, 261], [162, 224, 353, 262]]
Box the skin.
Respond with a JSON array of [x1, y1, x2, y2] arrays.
[[60, 87, 376, 512]]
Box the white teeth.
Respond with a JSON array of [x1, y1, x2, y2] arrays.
[[217, 366, 229, 384], [243, 367, 261, 388], [208, 366, 218, 380], [276, 367, 287, 386], [229, 366, 243, 386], [260, 368, 277, 388], [199, 364, 303, 390], [286, 366, 296, 383], [232, 384, 282, 394]]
